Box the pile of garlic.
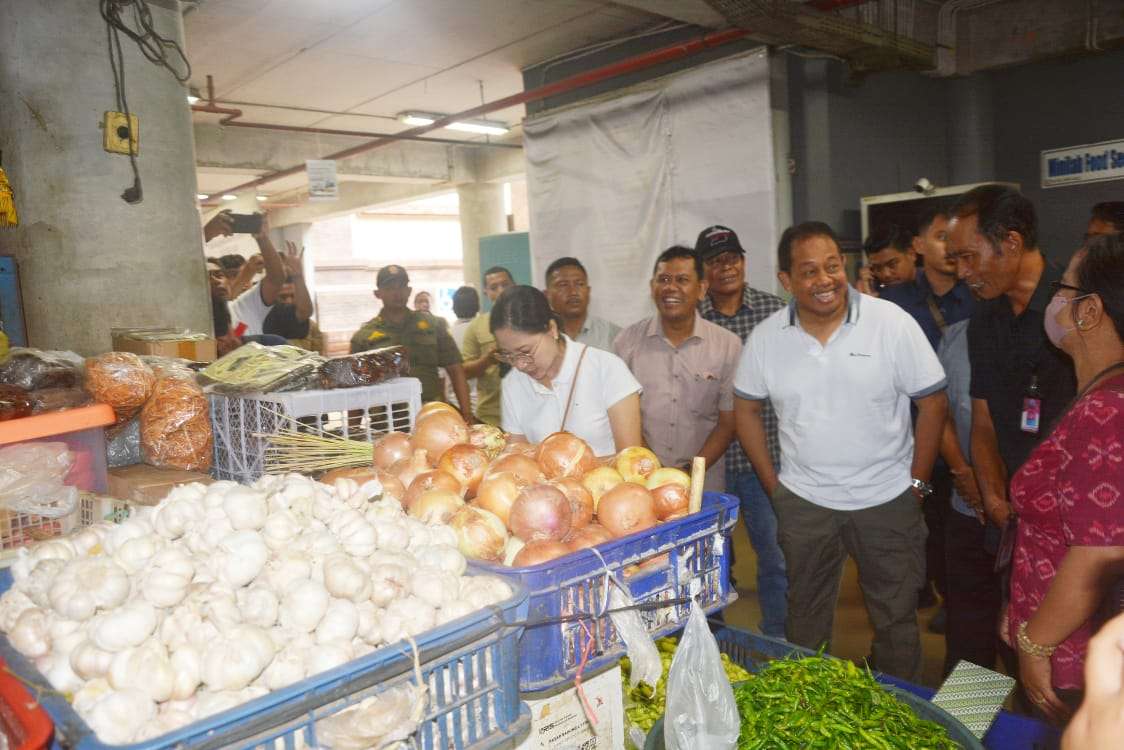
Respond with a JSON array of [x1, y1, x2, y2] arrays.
[[0, 473, 513, 745]]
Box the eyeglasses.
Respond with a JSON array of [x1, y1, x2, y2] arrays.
[[1049, 281, 1090, 296], [495, 335, 545, 366]]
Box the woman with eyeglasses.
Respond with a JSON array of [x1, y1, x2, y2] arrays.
[[1003, 233, 1124, 724], [490, 285, 643, 456]]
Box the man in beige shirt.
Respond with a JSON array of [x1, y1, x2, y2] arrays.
[[614, 246, 741, 492], [460, 266, 514, 426]]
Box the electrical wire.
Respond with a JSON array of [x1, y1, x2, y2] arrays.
[[98, 0, 192, 204]]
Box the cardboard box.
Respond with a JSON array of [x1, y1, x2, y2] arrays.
[[112, 328, 217, 362], [108, 464, 213, 506], [516, 665, 624, 750]]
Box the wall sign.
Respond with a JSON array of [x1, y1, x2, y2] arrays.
[[1041, 139, 1124, 188], [306, 159, 338, 201]]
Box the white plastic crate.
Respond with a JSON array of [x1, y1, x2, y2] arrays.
[[208, 378, 422, 483], [0, 492, 132, 558]]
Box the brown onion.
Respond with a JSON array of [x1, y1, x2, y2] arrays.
[[319, 465, 378, 485], [616, 446, 661, 484], [405, 470, 463, 509], [553, 477, 594, 531], [417, 401, 461, 421], [536, 432, 598, 479], [650, 483, 689, 520], [581, 466, 624, 510], [390, 449, 430, 488], [565, 523, 614, 551], [474, 471, 522, 527], [468, 423, 506, 460], [410, 411, 469, 465], [373, 432, 412, 469], [509, 483, 573, 542], [597, 482, 658, 538], [512, 539, 571, 567], [645, 467, 691, 520], [501, 436, 538, 456], [487, 453, 544, 486], [374, 470, 407, 504], [449, 506, 508, 562], [438, 444, 489, 497], [408, 488, 464, 525]]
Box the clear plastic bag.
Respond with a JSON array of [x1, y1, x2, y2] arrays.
[[663, 601, 740, 750], [609, 581, 663, 750], [318, 346, 409, 389], [0, 442, 79, 517], [106, 418, 142, 467], [141, 373, 213, 471], [0, 348, 84, 390], [84, 352, 155, 424]]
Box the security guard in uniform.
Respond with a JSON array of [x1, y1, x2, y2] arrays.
[[351, 265, 474, 421]]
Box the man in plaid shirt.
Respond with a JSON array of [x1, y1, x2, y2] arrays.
[[696, 225, 788, 638]]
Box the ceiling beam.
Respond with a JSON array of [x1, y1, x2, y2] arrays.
[[609, 0, 726, 28]]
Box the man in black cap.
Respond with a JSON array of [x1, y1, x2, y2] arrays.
[[351, 265, 473, 420], [695, 224, 789, 639]]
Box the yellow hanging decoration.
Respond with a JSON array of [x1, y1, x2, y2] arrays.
[[0, 165, 17, 227]]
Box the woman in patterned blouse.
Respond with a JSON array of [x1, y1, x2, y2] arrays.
[[1005, 233, 1124, 723]]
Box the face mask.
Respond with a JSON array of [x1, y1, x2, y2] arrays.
[[1044, 294, 1083, 347]]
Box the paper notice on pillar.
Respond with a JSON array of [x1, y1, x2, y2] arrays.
[[306, 160, 339, 201]]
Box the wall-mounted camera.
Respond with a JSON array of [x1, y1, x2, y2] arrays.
[[913, 178, 936, 195]]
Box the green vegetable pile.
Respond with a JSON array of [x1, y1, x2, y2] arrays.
[[733, 656, 959, 750], [621, 636, 751, 735]]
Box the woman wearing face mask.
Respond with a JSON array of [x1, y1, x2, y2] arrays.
[[1003, 233, 1124, 724], [491, 285, 643, 455]]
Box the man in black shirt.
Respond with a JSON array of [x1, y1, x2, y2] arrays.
[[946, 184, 1076, 674]]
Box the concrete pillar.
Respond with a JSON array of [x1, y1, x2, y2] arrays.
[[0, 0, 209, 355], [948, 75, 996, 185], [456, 183, 506, 287]]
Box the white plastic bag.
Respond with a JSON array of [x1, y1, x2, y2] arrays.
[[0, 442, 78, 517], [663, 601, 740, 750], [608, 581, 662, 689]]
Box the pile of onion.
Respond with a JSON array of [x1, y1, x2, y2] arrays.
[[509, 483, 572, 542], [411, 411, 469, 465]]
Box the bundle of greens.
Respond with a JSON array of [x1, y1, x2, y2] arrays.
[[733, 655, 959, 750]]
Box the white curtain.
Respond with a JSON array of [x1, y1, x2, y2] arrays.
[[524, 49, 779, 329]]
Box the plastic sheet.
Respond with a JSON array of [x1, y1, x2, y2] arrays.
[[318, 347, 409, 389], [0, 348, 84, 390], [199, 343, 325, 394], [0, 442, 79, 518], [84, 352, 155, 424], [106, 418, 142, 468]]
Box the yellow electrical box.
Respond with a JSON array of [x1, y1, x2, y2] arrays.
[[103, 111, 139, 155]]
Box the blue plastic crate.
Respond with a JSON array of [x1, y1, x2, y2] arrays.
[[0, 569, 531, 750], [477, 491, 738, 693], [642, 626, 984, 750]]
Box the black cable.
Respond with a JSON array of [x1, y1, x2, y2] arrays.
[[103, 0, 142, 204]]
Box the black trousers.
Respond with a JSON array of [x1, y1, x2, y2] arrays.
[[922, 467, 952, 599], [942, 509, 1017, 677]]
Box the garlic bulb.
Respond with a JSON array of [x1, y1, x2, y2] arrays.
[[367, 564, 410, 608], [322, 553, 371, 602], [305, 642, 353, 676], [280, 580, 329, 633], [22, 558, 67, 608], [103, 517, 154, 555], [169, 644, 202, 701], [91, 602, 157, 652], [414, 545, 467, 576], [214, 530, 269, 588], [71, 640, 115, 680], [84, 687, 156, 745], [113, 532, 163, 575], [223, 485, 269, 531], [259, 647, 306, 690], [109, 640, 174, 703], [239, 586, 279, 628], [330, 510, 378, 558], [262, 509, 302, 551], [141, 548, 194, 608], [201, 625, 275, 690], [436, 600, 474, 626], [381, 597, 436, 643], [153, 491, 204, 540], [264, 552, 312, 592], [10, 607, 51, 658], [48, 557, 130, 621], [315, 598, 359, 645], [411, 569, 461, 609], [0, 589, 35, 632], [371, 518, 409, 553]]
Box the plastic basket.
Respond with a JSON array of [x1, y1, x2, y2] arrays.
[[208, 378, 422, 483], [642, 626, 983, 750], [477, 491, 738, 693], [0, 494, 131, 556], [0, 657, 53, 750], [0, 569, 530, 750]]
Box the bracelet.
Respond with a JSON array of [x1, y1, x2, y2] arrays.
[[1017, 621, 1057, 658]]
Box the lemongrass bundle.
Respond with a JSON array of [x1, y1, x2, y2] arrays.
[[261, 428, 375, 474]]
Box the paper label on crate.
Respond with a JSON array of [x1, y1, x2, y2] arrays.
[[516, 666, 625, 750], [713, 532, 725, 557]]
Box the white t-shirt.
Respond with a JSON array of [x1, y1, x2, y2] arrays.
[[501, 335, 641, 456], [734, 289, 946, 510], [228, 281, 273, 336]]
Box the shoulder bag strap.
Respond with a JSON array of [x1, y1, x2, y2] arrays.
[[926, 293, 949, 333], [560, 343, 590, 432]]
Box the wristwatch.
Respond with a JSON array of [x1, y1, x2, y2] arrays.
[[910, 478, 934, 498]]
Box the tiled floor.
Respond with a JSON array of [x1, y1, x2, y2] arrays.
[[723, 519, 949, 688]]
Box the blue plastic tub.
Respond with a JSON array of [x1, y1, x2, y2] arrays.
[[641, 626, 984, 750], [477, 491, 739, 693], [0, 569, 531, 750]]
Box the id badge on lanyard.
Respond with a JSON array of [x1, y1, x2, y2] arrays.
[[1020, 374, 1041, 434]]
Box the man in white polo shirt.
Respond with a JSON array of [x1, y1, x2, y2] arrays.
[[733, 221, 948, 681]]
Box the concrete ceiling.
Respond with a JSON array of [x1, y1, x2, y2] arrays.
[[184, 0, 665, 199]]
